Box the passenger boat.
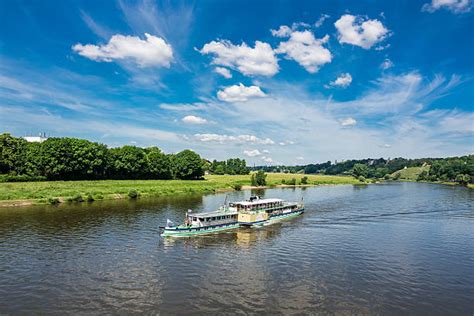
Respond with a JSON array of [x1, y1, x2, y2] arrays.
[[160, 196, 304, 237]]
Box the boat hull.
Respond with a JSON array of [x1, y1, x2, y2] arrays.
[[161, 222, 240, 237]]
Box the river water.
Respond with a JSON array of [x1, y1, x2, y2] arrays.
[[0, 182, 472, 315]]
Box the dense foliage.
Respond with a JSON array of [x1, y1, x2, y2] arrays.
[[250, 155, 474, 184], [0, 133, 205, 181], [208, 158, 249, 175], [251, 170, 267, 186]]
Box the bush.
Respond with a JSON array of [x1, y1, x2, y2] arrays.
[[384, 174, 391, 180], [393, 173, 401, 180], [128, 189, 139, 199], [300, 176, 308, 184], [233, 183, 242, 191], [67, 194, 83, 202], [48, 197, 60, 205], [281, 179, 286, 184], [358, 176, 366, 182], [287, 178, 296, 185], [86, 193, 94, 202], [255, 170, 267, 186], [95, 194, 104, 200], [0, 174, 47, 182]]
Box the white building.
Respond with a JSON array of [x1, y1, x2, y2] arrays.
[[23, 133, 48, 143]]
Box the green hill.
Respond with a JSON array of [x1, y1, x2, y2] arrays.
[[391, 165, 430, 180]]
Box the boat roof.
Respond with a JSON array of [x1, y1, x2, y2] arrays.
[[189, 209, 238, 218], [233, 198, 284, 206]]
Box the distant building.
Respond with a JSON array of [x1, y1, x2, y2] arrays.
[[23, 133, 48, 143]]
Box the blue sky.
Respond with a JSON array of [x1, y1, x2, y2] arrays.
[[1, 0, 473, 165]]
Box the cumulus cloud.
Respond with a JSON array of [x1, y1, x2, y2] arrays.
[[199, 40, 279, 76], [73, 33, 173, 67], [182, 115, 208, 124], [194, 134, 275, 145], [217, 83, 266, 102], [340, 117, 357, 127], [334, 14, 389, 49], [330, 73, 352, 88], [214, 67, 232, 78], [422, 0, 472, 13], [243, 149, 262, 157], [380, 58, 394, 70], [275, 30, 332, 73], [261, 156, 274, 163]]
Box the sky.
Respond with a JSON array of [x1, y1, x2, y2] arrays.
[[0, 0, 473, 165]]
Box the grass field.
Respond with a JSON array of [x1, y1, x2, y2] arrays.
[[0, 173, 359, 206], [391, 166, 430, 181]]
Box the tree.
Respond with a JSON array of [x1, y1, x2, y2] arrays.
[[251, 174, 257, 186], [417, 170, 429, 181], [0, 133, 28, 174], [300, 176, 308, 184], [352, 163, 369, 178], [146, 147, 172, 179], [255, 170, 267, 186], [455, 174, 470, 185], [173, 149, 204, 180], [109, 145, 147, 179]]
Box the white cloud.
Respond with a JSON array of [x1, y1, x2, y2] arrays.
[[261, 156, 274, 163], [315, 14, 330, 27], [73, 33, 173, 67], [422, 0, 472, 13], [271, 25, 292, 37], [243, 149, 262, 157], [296, 156, 305, 160], [217, 83, 266, 102], [194, 134, 274, 145], [160, 102, 207, 111], [334, 14, 389, 49], [340, 117, 357, 127], [380, 58, 394, 70], [275, 30, 332, 73], [279, 140, 295, 146], [182, 115, 208, 124], [330, 73, 352, 88], [214, 67, 232, 78], [199, 40, 279, 76]]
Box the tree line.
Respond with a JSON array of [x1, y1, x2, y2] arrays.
[[207, 159, 249, 175], [0, 133, 209, 181], [250, 155, 474, 184]]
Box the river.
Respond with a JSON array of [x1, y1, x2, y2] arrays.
[[0, 182, 473, 315]]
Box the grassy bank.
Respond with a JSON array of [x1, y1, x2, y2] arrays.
[[0, 173, 359, 207], [391, 166, 430, 181]]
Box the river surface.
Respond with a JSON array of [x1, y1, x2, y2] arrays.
[[0, 182, 473, 315]]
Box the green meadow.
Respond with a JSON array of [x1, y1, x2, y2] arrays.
[[0, 173, 359, 206]]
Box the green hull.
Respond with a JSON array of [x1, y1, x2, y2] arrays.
[[161, 223, 240, 237]]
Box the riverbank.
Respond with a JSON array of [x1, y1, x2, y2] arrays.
[[0, 173, 359, 207]]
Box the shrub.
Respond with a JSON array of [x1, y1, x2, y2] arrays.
[[287, 178, 296, 185], [255, 170, 267, 186], [48, 197, 60, 205], [128, 189, 139, 199], [95, 194, 104, 200], [358, 176, 366, 182], [86, 193, 94, 202], [72, 194, 84, 202], [384, 174, 391, 180], [300, 176, 308, 184], [0, 174, 47, 182], [281, 179, 286, 184], [233, 183, 242, 191]]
